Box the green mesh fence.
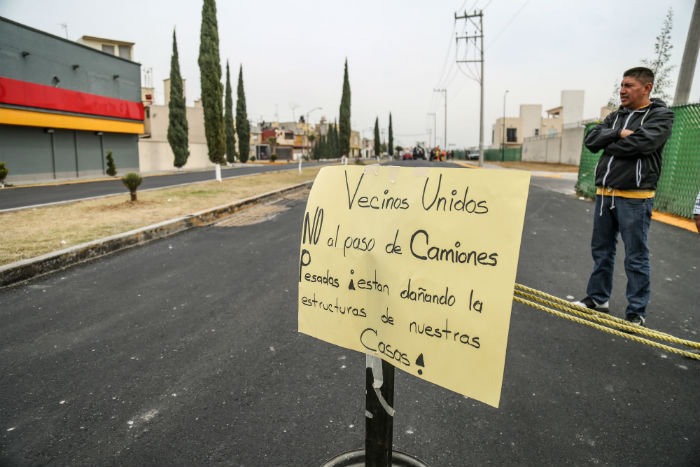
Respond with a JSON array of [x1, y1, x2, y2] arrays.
[[575, 122, 600, 198], [576, 103, 700, 218], [484, 147, 521, 161]]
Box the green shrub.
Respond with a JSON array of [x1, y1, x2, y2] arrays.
[[105, 151, 117, 176], [0, 162, 8, 187], [122, 172, 143, 201], [270, 153, 277, 163]]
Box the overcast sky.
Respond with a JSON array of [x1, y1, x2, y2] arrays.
[[1, 0, 698, 148]]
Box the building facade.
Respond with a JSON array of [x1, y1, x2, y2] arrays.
[[490, 90, 585, 150], [0, 17, 144, 184]]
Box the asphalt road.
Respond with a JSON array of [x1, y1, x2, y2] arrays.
[[1, 164, 698, 466], [0, 162, 329, 212]]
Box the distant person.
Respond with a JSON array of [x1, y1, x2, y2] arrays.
[[572, 67, 674, 327], [694, 190, 700, 233]]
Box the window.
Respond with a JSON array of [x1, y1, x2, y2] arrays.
[[506, 128, 517, 143], [534, 128, 539, 136], [118, 45, 130, 59], [101, 44, 115, 55], [285, 131, 294, 140]]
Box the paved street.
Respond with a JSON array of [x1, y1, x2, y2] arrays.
[[0, 162, 328, 212], [1, 164, 698, 466]]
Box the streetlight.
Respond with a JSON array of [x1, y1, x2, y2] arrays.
[[502, 90, 509, 162]]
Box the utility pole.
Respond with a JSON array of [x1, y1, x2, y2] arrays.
[[433, 89, 446, 149], [673, 0, 700, 105], [455, 10, 484, 166]]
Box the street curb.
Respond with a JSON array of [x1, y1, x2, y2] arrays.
[[0, 181, 313, 287]]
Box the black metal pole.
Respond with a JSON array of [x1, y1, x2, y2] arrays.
[[365, 357, 395, 467]]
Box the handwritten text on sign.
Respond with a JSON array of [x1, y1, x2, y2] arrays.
[[298, 166, 530, 408]]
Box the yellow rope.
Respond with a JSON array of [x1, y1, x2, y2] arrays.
[[514, 289, 700, 349], [512, 284, 700, 360], [515, 283, 699, 345]]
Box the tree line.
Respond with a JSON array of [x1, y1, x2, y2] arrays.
[[168, 0, 251, 168], [168, 0, 352, 168]]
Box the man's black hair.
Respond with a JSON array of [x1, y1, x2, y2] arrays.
[[623, 67, 655, 86]]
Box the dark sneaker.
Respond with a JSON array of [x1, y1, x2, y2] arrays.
[[626, 314, 646, 327], [571, 296, 610, 313]]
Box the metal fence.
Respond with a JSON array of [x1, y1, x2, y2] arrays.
[[484, 147, 522, 162], [575, 103, 700, 219]]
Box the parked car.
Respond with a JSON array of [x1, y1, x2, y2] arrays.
[[402, 152, 413, 160]]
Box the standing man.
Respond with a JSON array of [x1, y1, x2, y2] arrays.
[[573, 67, 674, 327]]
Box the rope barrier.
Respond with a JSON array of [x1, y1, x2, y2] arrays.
[[514, 284, 700, 348], [512, 283, 700, 361]]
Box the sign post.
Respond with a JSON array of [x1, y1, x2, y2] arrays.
[[302, 165, 530, 464], [365, 355, 395, 467]]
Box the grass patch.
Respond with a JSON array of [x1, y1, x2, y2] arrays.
[[0, 167, 323, 266]]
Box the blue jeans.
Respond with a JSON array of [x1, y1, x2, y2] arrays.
[[586, 195, 653, 317]]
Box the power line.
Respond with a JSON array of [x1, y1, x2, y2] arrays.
[[480, 0, 495, 11], [434, 21, 458, 89], [487, 0, 531, 49]]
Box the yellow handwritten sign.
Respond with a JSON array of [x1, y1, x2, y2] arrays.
[[298, 165, 530, 407]]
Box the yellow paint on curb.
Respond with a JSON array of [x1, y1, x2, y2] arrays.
[[651, 210, 697, 232], [453, 161, 481, 169]]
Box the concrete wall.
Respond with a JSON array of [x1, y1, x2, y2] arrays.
[[138, 140, 210, 173], [521, 136, 547, 162], [522, 126, 584, 166], [545, 136, 562, 163], [560, 126, 585, 165], [138, 102, 217, 172]]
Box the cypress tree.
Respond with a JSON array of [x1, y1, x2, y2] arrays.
[[236, 65, 250, 163], [388, 112, 394, 156], [373, 117, 381, 156], [329, 122, 339, 158], [319, 134, 328, 159], [313, 135, 321, 159], [224, 61, 236, 163], [335, 123, 340, 157], [338, 59, 351, 157], [168, 29, 189, 168], [326, 124, 333, 158], [198, 0, 226, 164]]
